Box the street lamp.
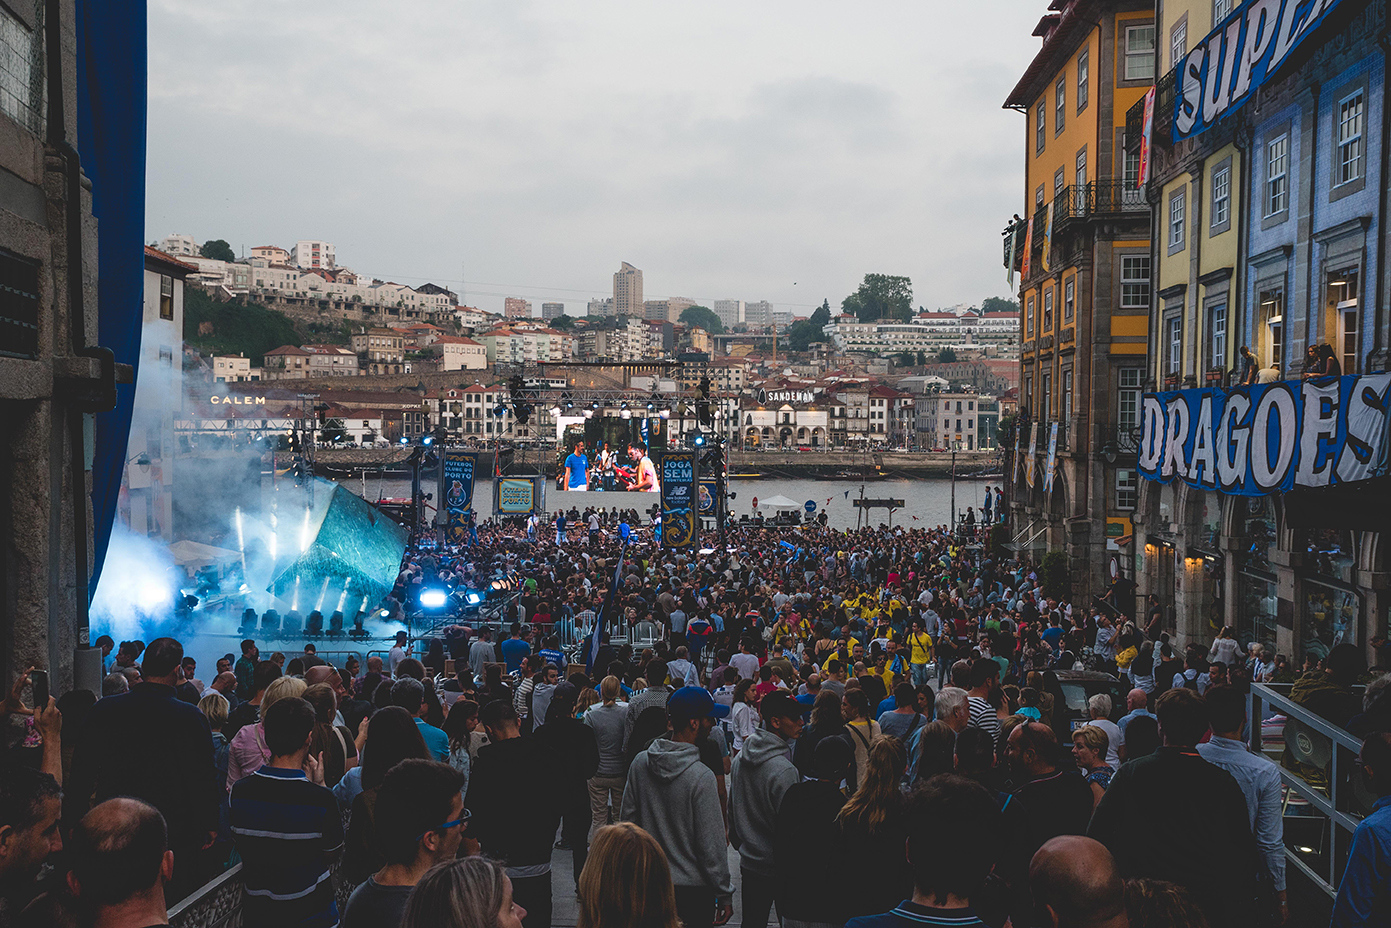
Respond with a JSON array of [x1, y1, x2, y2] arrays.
[[950, 438, 962, 533]]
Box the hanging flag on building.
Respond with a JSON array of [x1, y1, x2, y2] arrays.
[[1020, 209, 1035, 280], [1138, 86, 1156, 186], [1040, 200, 1055, 272], [1043, 423, 1059, 493], [1025, 422, 1038, 488]]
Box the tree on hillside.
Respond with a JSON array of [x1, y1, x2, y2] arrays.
[[680, 305, 723, 334], [784, 300, 832, 353], [200, 239, 235, 262], [917, 349, 928, 367], [980, 296, 1019, 314], [897, 350, 915, 368], [842, 274, 913, 322], [939, 347, 958, 363], [551, 314, 577, 330]]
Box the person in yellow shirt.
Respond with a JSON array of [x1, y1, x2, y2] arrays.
[[905, 618, 933, 687], [871, 651, 899, 693]]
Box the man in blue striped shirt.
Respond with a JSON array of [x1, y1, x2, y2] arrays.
[[231, 696, 343, 927]]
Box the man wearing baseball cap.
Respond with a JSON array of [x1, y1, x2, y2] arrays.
[[621, 687, 734, 928], [730, 691, 804, 928]]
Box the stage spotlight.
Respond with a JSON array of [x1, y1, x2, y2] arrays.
[[379, 608, 391, 619], [305, 610, 324, 635], [421, 435, 434, 446], [620, 408, 632, 419], [583, 409, 594, 419], [282, 610, 303, 635], [420, 589, 448, 609], [240, 608, 258, 632], [260, 609, 281, 632], [464, 591, 483, 606], [328, 611, 345, 636], [693, 432, 707, 447], [398, 436, 410, 445], [550, 406, 561, 416], [659, 409, 670, 419]]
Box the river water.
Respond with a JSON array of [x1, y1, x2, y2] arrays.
[[334, 474, 1001, 532]]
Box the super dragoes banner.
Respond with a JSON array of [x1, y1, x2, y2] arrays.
[[1138, 374, 1391, 495], [1173, 0, 1348, 140]]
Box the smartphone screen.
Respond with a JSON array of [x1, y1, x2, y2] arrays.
[[31, 670, 48, 710]]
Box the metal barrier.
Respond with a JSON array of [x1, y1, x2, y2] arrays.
[[169, 862, 243, 928], [1247, 682, 1369, 897]]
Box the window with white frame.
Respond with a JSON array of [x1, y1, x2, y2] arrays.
[[1125, 25, 1156, 81], [1036, 100, 1046, 154], [1062, 368, 1074, 421], [1168, 317, 1183, 374], [1036, 184, 1046, 211], [1169, 190, 1186, 249], [1121, 256, 1150, 308], [1214, 0, 1234, 20], [1026, 293, 1035, 337], [1170, 19, 1187, 71], [1076, 147, 1087, 190], [1118, 369, 1141, 429], [1212, 164, 1235, 228], [1064, 277, 1075, 322], [1054, 167, 1065, 200], [1043, 287, 1054, 331], [1124, 142, 1141, 189], [1338, 92, 1364, 185], [1208, 304, 1227, 371], [1056, 78, 1066, 135], [1267, 134, 1289, 215], [1077, 49, 1089, 112], [1116, 468, 1138, 510]]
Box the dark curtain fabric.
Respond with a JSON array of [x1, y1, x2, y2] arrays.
[[75, 0, 148, 593]]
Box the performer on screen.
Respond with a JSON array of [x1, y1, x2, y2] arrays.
[[624, 441, 659, 492]]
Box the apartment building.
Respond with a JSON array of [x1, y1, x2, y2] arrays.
[[713, 299, 745, 328], [504, 297, 532, 319], [541, 302, 565, 320], [213, 355, 257, 382], [1124, 0, 1391, 670], [1003, 0, 1154, 603], [158, 233, 198, 256], [613, 262, 644, 317], [291, 239, 335, 269]]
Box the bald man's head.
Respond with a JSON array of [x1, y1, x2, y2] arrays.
[[1029, 836, 1128, 928], [1126, 688, 1148, 711], [69, 798, 171, 906]]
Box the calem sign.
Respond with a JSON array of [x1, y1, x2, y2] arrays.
[[209, 395, 267, 405]]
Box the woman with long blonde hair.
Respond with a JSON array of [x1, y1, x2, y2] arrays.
[[404, 856, 526, 928], [577, 822, 681, 928], [836, 737, 912, 920]]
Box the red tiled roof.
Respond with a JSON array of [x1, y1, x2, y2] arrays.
[[144, 246, 198, 273]]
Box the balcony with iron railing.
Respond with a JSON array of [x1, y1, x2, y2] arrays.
[[1124, 66, 1177, 155], [1002, 179, 1147, 271]]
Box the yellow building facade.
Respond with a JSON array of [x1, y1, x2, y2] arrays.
[[1004, 0, 1155, 600]]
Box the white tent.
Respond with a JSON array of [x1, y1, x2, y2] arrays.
[[756, 494, 802, 511]]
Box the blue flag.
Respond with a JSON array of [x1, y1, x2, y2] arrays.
[[588, 535, 630, 673]]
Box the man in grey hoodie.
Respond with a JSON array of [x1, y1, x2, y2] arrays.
[[621, 686, 734, 928], [730, 691, 804, 928]]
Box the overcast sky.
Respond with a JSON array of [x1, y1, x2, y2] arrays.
[[147, 1, 1044, 317]]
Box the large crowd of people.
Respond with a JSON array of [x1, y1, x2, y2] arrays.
[[0, 505, 1389, 928]]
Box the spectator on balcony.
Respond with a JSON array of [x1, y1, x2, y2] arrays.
[[1238, 345, 1259, 385], [1333, 731, 1391, 926], [1256, 361, 1281, 383]]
